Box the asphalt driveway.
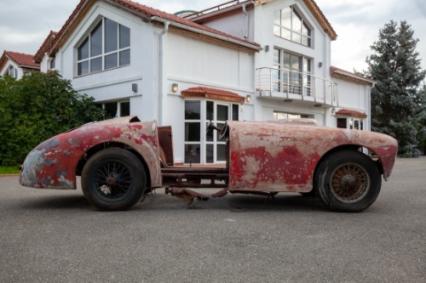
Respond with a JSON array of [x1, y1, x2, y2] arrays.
[[0, 158, 425, 282]]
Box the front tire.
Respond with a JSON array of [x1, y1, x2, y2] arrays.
[[315, 150, 381, 212], [82, 148, 147, 211]]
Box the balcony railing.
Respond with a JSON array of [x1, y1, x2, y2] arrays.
[[182, 0, 249, 20], [256, 67, 338, 106]]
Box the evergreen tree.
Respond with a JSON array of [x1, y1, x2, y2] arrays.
[[367, 21, 426, 156]]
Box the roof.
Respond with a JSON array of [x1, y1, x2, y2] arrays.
[[34, 31, 58, 63], [0, 51, 39, 71], [335, 108, 367, 119], [186, 0, 337, 40], [330, 66, 375, 86], [181, 86, 246, 104], [48, 0, 261, 57]]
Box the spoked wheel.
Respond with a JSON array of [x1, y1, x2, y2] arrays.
[[329, 163, 370, 204], [82, 148, 147, 211], [316, 150, 381, 212], [95, 161, 133, 200]]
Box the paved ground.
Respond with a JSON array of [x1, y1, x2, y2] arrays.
[[0, 158, 425, 283]]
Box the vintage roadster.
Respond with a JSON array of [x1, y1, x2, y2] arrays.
[[20, 116, 397, 212]]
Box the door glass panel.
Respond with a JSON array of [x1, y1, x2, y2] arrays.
[[206, 101, 214, 121], [185, 123, 200, 142], [217, 144, 227, 162], [185, 144, 200, 163], [217, 105, 228, 121], [185, 101, 201, 119], [206, 144, 214, 163], [232, 105, 239, 121]]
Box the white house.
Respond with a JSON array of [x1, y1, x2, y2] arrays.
[[35, 0, 374, 164], [0, 51, 39, 79]]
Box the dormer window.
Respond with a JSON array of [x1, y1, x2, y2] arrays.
[[274, 6, 312, 47], [76, 17, 130, 76]]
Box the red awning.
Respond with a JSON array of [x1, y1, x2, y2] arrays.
[[335, 108, 367, 119], [181, 87, 245, 104]]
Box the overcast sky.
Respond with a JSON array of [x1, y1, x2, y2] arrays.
[[0, 0, 425, 71]]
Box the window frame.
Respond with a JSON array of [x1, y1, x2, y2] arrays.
[[273, 111, 314, 120], [336, 116, 365, 130], [97, 99, 131, 120], [75, 16, 131, 77], [273, 48, 313, 96], [274, 5, 313, 47], [184, 99, 240, 164]]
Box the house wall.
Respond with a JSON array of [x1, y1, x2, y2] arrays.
[[195, 0, 334, 126], [332, 77, 372, 130], [53, 2, 160, 121], [164, 31, 255, 162], [203, 9, 254, 40]]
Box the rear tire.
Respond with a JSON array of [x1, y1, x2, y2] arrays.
[[315, 150, 381, 212], [82, 148, 147, 211]]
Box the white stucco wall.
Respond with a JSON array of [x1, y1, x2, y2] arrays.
[[164, 31, 256, 162], [332, 77, 372, 130], [52, 2, 160, 121]]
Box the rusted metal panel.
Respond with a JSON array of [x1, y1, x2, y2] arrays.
[[227, 121, 398, 193], [158, 126, 174, 166], [20, 117, 162, 190]]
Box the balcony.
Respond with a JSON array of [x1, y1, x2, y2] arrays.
[[256, 67, 338, 107]]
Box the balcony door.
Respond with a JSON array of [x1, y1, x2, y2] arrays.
[[273, 48, 312, 96]]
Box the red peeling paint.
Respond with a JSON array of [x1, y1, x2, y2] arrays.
[[20, 117, 162, 190]]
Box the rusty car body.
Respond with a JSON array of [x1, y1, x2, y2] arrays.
[[20, 116, 398, 212]]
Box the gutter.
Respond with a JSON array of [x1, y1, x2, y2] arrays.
[[150, 16, 261, 51], [158, 21, 170, 125]]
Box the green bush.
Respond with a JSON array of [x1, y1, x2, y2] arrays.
[[0, 72, 104, 166]]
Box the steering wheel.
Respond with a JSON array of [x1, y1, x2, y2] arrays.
[[218, 123, 229, 141], [207, 121, 229, 141]]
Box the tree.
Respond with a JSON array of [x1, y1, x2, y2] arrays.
[[0, 72, 104, 166], [367, 21, 426, 156]]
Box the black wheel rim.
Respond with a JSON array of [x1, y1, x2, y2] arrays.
[[94, 160, 132, 200], [329, 162, 370, 204]]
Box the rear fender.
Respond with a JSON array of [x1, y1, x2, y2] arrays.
[[20, 121, 162, 189]]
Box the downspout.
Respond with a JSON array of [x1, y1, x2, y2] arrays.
[[242, 3, 249, 39], [158, 21, 170, 125]]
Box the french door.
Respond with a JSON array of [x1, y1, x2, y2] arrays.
[[184, 100, 238, 164]]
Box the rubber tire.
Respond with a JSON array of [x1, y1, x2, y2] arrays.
[[315, 150, 381, 212], [82, 148, 147, 211]]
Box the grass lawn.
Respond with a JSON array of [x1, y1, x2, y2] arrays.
[[0, 166, 20, 175]]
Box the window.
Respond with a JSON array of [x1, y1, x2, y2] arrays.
[[273, 48, 312, 95], [49, 57, 56, 69], [273, 111, 314, 120], [98, 100, 130, 119], [274, 6, 312, 47], [337, 118, 347, 129], [7, 65, 17, 78], [337, 117, 365, 130], [184, 100, 239, 164], [184, 101, 201, 164], [77, 17, 130, 76]]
